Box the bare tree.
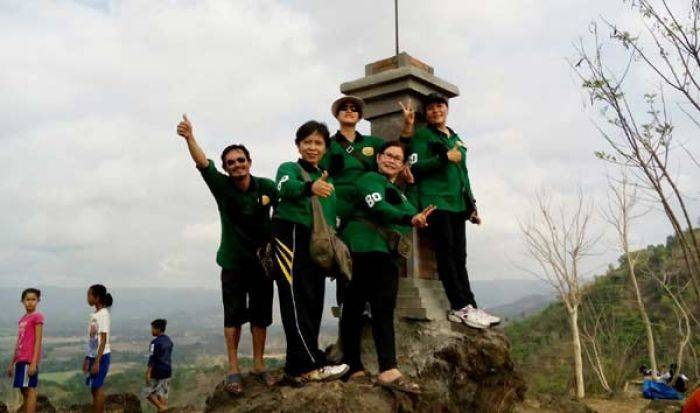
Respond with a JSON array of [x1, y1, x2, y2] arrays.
[[580, 296, 640, 393], [520, 191, 597, 399], [602, 172, 658, 373], [571, 22, 700, 299], [651, 269, 692, 385]]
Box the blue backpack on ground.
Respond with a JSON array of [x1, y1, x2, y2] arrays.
[[642, 379, 683, 400]]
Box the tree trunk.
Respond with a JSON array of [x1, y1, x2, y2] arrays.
[[628, 255, 658, 373], [569, 305, 585, 399]]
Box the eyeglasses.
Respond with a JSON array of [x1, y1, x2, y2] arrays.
[[380, 152, 404, 163], [340, 105, 358, 113], [225, 157, 248, 166]]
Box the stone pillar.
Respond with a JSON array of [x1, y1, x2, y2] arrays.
[[339, 53, 458, 320]]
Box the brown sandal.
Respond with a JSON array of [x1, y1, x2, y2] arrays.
[[377, 376, 422, 395]]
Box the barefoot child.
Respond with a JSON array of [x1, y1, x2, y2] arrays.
[[84, 284, 113, 413], [143, 319, 173, 412], [6, 288, 44, 413]]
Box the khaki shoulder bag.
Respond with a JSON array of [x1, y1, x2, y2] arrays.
[[298, 166, 353, 281]]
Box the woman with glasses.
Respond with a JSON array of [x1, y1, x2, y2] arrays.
[[339, 140, 434, 394], [399, 94, 500, 330], [272, 120, 350, 384]]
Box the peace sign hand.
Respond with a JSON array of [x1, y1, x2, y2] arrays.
[[399, 100, 415, 127], [411, 204, 436, 228]]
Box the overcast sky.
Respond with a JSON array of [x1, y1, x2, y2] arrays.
[[1, 0, 698, 290]]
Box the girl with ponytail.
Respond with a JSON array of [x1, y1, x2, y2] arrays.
[[84, 284, 113, 413]]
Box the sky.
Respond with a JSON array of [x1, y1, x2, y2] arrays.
[[0, 0, 698, 289]]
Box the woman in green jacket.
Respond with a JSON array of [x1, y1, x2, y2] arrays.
[[339, 140, 434, 393], [272, 120, 349, 383], [399, 93, 500, 330]]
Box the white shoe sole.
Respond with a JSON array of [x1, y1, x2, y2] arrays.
[[318, 365, 350, 382], [447, 313, 463, 323], [463, 319, 489, 330]]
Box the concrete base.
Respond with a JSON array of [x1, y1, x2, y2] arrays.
[[396, 277, 450, 321]]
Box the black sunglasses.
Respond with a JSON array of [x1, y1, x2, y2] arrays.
[[225, 157, 248, 166], [340, 104, 358, 113]]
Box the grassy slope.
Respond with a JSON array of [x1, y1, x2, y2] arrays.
[[505, 234, 699, 396]]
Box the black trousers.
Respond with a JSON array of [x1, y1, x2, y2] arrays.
[[426, 210, 477, 310], [340, 252, 399, 373], [272, 219, 327, 376]]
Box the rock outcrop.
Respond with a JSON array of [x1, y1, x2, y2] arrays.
[[63, 394, 142, 413], [205, 319, 526, 413]]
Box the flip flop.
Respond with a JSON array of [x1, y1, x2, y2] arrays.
[[225, 373, 244, 395], [376, 376, 422, 395], [250, 370, 276, 386]]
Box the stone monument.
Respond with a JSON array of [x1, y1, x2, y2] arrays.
[[339, 52, 459, 321]]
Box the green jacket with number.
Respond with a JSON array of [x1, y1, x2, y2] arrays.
[[403, 125, 476, 214], [341, 172, 417, 253], [198, 160, 278, 270], [273, 159, 337, 229], [320, 131, 385, 221]]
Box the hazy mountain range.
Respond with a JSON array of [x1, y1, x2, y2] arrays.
[[0, 279, 553, 337]]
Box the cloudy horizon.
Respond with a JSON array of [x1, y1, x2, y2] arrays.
[[1, 0, 698, 290]]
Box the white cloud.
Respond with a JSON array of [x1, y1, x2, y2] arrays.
[[0, 0, 697, 290]]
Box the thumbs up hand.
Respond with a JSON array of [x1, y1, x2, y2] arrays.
[[446, 144, 462, 163], [311, 171, 335, 198], [176, 114, 194, 140]]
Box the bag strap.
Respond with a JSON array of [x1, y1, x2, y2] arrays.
[[336, 136, 371, 170], [297, 164, 333, 234], [357, 217, 392, 241]]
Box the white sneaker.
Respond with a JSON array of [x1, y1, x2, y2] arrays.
[[473, 307, 501, 326], [447, 309, 464, 324], [304, 364, 350, 382], [459, 305, 490, 330]]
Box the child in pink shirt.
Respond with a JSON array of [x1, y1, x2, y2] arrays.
[[6, 288, 44, 413]]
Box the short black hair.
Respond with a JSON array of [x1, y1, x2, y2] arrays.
[[378, 140, 408, 162], [220, 144, 251, 165], [21, 288, 41, 300], [423, 92, 449, 110], [151, 319, 167, 332], [295, 120, 330, 147]]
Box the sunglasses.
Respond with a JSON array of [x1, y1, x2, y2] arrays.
[[340, 105, 358, 113], [225, 157, 248, 166]]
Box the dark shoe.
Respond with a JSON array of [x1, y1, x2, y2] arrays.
[[225, 373, 244, 395], [250, 369, 276, 386]]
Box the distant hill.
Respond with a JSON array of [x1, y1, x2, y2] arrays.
[[505, 233, 699, 396], [0, 278, 551, 337], [489, 293, 552, 323]]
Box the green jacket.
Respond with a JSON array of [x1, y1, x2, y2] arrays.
[[273, 159, 337, 229], [341, 172, 417, 253], [320, 131, 385, 221], [403, 125, 476, 214], [199, 160, 278, 270]]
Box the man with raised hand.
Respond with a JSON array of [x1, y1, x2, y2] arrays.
[[176, 115, 277, 394]]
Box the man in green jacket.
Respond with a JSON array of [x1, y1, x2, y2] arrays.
[[176, 115, 277, 394], [399, 94, 500, 330]]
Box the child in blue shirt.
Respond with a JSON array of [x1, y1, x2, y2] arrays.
[[143, 319, 173, 412]]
